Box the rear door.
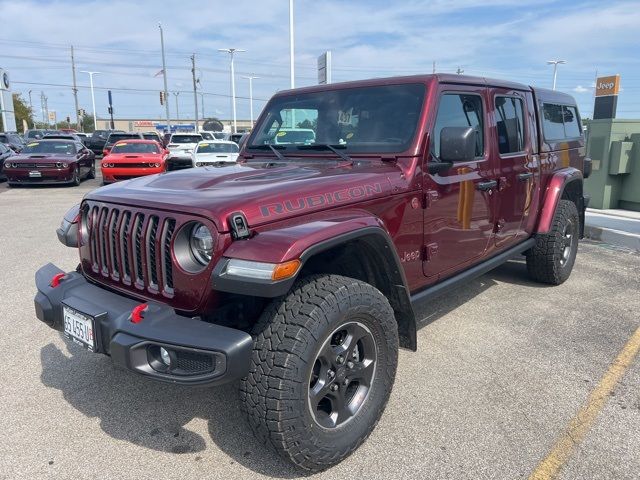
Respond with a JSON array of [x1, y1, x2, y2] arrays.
[[423, 85, 496, 279], [489, 88, 536, 247]]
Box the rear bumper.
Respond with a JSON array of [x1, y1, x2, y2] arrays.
[[34, 263, 253, 385]]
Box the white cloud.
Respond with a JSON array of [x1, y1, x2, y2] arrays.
[[573, 85, 590, 93]]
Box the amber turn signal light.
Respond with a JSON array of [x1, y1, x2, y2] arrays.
[[271, 259, 301, 281]]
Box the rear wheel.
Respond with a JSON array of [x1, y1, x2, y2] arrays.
[[240, 274, 398, 472], [526, 199, 579, 285]]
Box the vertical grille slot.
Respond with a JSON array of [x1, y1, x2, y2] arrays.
[[161, 219, 176, 293], [89, 206, 100, 269], [109, 209, 120, 277], [99, 207, 109, 275], [119, 211, 132, 282], [133, 213, 146, 285], [146, 216, 160, 289]]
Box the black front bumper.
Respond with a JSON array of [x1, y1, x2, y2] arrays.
[[34, 263, 253, 385]]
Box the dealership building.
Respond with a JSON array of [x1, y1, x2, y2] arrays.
[[95, 118, 253, 133]]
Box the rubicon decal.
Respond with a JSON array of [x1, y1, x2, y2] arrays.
[[260, 183, 383, 217]]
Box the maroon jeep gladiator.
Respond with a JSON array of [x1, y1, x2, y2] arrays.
[[35, 74, 590, 471]]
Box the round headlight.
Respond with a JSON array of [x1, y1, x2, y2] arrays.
[[56, 162, 64, 168], [102, 162, 108, 168], [189, 223, 214, 265]]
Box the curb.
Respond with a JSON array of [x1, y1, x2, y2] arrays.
[[584, 225, 640, 252]]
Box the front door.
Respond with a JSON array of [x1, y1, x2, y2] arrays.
[[489, 89, 535, 247], [423, 87, 496, 279]]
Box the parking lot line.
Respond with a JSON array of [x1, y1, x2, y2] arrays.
[[528, 325, 640, 480]]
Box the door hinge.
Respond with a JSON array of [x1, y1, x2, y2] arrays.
[[422, 242, 438, 261], [422, 190, 438, 209]]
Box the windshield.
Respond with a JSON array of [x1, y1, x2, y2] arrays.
[[196, 142, 239, 154], [22, 141, 77, 155], [27, 131, 43, 138], [171, 135, 203, 144], [107, 134, 139, 143], [111, 142, 160, 154], [248, 83, 425, 154], [142, 133, 160, 140]]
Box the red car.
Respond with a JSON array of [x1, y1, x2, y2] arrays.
[[4, 139, 95, 186], [101, 139, 168, 184]]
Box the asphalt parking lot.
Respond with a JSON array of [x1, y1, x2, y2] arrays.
[[1, 175, 638, 480]]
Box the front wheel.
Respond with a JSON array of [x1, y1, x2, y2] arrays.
[[87, 162, 96, 179], [70, 166, 81, 186], [240, 274, 398, 472], [526, 199, 579, 285]]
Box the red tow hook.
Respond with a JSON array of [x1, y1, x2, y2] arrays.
[[50, 273, 67, 288], [130, 303, 149, 324]]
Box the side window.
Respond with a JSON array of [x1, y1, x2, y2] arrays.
[[563, 106, 582, 138], [495, 96, 525, 154], [542, 103, 582, 141], [542, 103, 566, 140], [433, 93, 484, 158]]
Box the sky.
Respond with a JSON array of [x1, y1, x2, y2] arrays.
[[1, 0, 639, 124]]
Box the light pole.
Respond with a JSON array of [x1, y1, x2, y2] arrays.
[[173, 92, 180, 120], [159, 23, 171, 132], [289, 0, 295, 89], [218, 48, 245, 133], [28, 90, 33, 127], [547, 60, 566, 91], [80, 70, 100, 130], [241, 75, 260, 126]]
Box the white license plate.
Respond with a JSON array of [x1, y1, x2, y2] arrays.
[[63, 305, 96, 352], [29, 171, 42, 177]]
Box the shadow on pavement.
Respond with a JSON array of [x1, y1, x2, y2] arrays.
[[40, 340, 303, 478], [39, 256, 539, 476]]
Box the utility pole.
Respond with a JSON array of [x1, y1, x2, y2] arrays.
[[241, 75, 259, 126], [108, 90, 115, 129], [191, 54, 199, 133], [547, 60, 566, 91], [173, 92, 180, 120], [159, 23, 171, 132], [218, 48, 245, 134], [40, 91, 46, 125], [70, 46, 81, 131], [199, 92, 205, 119], [80, 71, 100, 131], [44, 94, 49, 127], [28, 90, 33, 127], [456, 66, 464, 75], [432, 61, 436, 74]]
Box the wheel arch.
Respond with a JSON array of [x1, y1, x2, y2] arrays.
[[536, 168, 585, 237]]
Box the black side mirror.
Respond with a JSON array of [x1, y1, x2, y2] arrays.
[[440, 126, 476, 163]]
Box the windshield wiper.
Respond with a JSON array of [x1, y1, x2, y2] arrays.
[[297, 144, 352, 164], [248, 144, 289, 162]]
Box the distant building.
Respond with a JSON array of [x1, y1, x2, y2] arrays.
[[98, 118, 253, 133]]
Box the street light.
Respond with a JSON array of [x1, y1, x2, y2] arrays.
[[547, 60, 566, 91], [241, 75, 260, 126], [289, 0, 295, 89], [218, 48, 246, 133], [80, 70, 100, 130]]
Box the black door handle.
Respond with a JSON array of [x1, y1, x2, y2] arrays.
[[517, 172, 534, 181], [476, 180, 498, 191]]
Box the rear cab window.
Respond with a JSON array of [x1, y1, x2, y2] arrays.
[[542, 103, 582, 141]]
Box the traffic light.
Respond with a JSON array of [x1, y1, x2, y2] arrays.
[[160, 91, 164, 105]]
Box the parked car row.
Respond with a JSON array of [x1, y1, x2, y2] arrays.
[[0, 128, 245, 186]]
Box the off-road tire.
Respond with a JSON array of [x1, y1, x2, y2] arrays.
[[526, 199, 579, 285], [240, 274, 398, 472]]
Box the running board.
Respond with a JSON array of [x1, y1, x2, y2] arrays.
[[410, 238, 536, 305]]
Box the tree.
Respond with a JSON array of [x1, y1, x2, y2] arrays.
[[0, 93, 33, 132], [12, 93, 32, 132], [202, 117, 224, 132], [297, 118, 317, 130]]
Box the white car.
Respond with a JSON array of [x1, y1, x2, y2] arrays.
[[192, 140, 239, 167], [166, 133, 203, 169]]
